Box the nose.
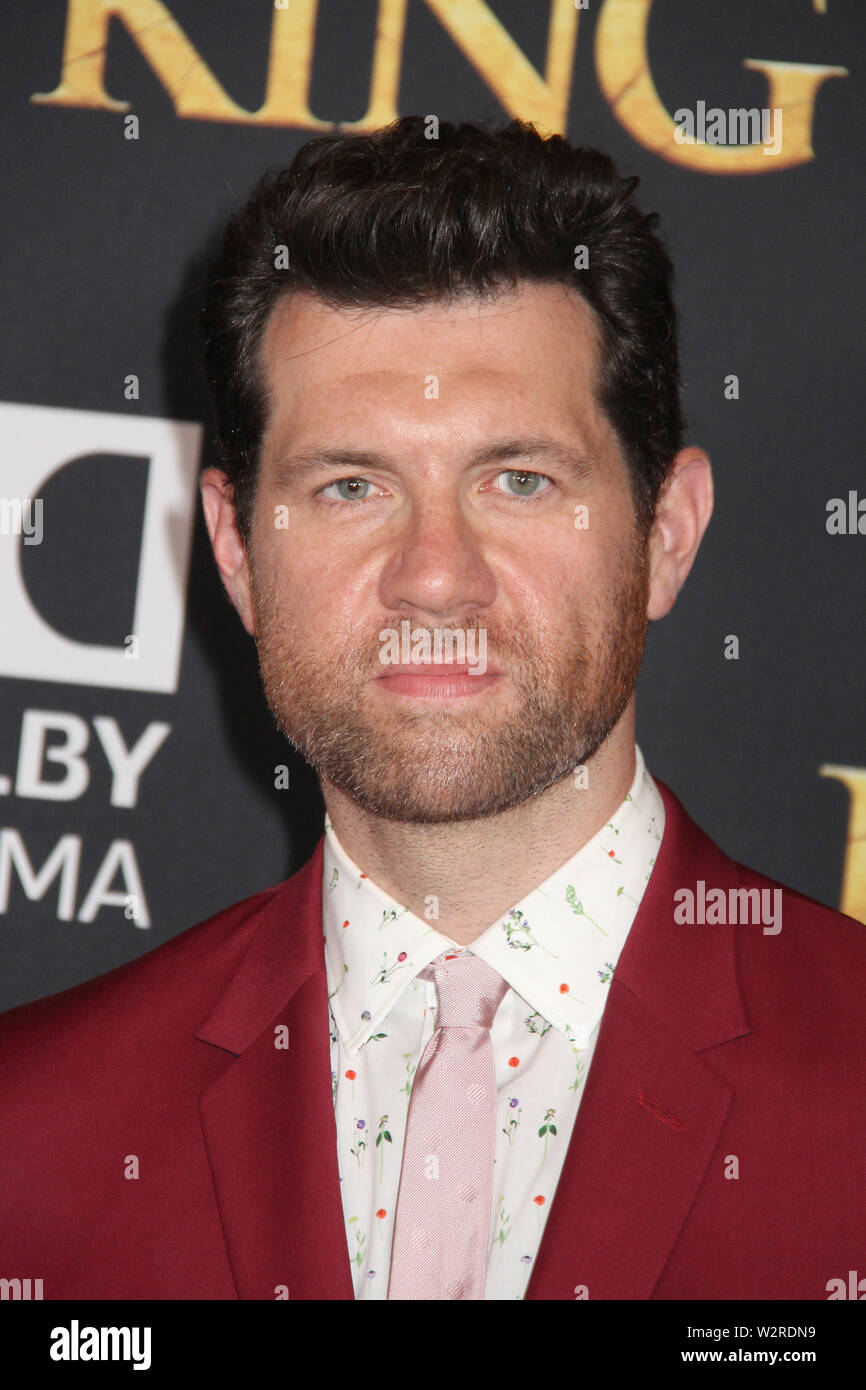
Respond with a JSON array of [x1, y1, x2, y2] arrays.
[[376, 492, 497, 622]]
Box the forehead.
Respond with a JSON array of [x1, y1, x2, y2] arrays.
[[257, 280, 614, 457]]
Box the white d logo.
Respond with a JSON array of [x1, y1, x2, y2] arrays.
[[0, 401, 202, 693]]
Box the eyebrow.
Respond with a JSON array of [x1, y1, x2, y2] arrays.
[[271, 438, 595, 490]]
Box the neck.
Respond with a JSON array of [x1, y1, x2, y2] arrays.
[[321, 706, 638, 947]]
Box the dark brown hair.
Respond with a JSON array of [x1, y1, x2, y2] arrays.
[[201, 115, 685, 546]]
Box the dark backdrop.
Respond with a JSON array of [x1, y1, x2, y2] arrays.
[[1, 0, 864, 1011]]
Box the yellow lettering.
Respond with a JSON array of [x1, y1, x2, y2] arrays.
[[32, 0, 848, 165], [340, 0, 580, 135], [595, 0, 847, 173], [256, 0, 331, 128], [32, 0, 331, 130], [819, 764, 866, 924]]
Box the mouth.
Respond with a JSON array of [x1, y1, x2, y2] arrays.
[[372, 662, 504, 700]]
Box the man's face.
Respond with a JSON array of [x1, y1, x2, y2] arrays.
[[244, 280, 650, 823]]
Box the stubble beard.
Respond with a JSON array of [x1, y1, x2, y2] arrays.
[[250, 532, 650, 825]]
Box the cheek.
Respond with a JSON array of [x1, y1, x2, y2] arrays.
[[541, 532, 637, 637], [255, 533, 319, 611], [534, 532, 607, 602]]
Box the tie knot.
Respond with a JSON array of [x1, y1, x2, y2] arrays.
[[432, 952, 508, 1030]]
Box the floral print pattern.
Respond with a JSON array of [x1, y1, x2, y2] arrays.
[[323, 744, 664, 1299]]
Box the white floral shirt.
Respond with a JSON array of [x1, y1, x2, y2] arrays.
[[323, 743, 665, 1299]]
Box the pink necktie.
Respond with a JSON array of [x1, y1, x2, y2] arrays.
[[387, 951, 509, 1300]]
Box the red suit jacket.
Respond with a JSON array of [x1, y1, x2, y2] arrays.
[[2, 778, 865, 1300]]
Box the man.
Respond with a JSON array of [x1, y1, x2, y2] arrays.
[[1, 116, 864, 1302]]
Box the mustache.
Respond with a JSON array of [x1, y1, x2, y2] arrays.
[[252, 603, 594, 681], [357, 619, 529, 675]]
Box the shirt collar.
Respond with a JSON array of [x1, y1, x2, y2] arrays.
[[322, 744, 664, 1054]]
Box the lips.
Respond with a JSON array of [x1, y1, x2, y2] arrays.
[[374, 662, 501, 678], [372, 663, 503, 700]]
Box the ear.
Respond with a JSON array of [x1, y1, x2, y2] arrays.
[[646, 447, 714, 621], [199, 467, 256, 636]]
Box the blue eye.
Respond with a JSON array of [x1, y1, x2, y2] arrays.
[[494, 470, 551, 498], [317, 469, 553, 505], [321, 477, 374, 502]]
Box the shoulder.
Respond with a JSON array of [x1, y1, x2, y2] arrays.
[[657, 773, 866, 1005], [731, 855, 866, 1005], [658, 773, 861, 924]]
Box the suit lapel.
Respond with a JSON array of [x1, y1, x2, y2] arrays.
[[195, 840, 355, 1300], [525, 981, 735, 1299], [192, 778, 750, 1301], [527, 779, 750, 1299]]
